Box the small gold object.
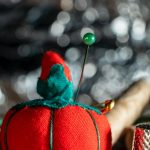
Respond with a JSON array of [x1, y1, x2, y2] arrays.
[[100, 100, 115, 114]]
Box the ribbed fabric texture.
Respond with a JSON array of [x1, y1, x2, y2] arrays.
[[0, 105, 111, 150], [1, 107, 51, 150]]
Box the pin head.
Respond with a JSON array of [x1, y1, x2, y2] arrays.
[[83, 33, 96, 46]]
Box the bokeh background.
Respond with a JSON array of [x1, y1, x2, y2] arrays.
[[0, 0, 150, 149]]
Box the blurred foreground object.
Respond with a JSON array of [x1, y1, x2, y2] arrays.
[[106, 80, 150, 145], [132, 123, 150, 150]]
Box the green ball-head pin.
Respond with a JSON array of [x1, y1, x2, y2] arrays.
[[83, 32, 96, 46], [75, 32, 96, 101]]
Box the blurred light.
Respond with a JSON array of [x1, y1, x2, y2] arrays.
[[129, 3, 140, 14], [105, 49, 116, 63], [141, 6, 149, 18], [25, 72, 39, 99], [91, 75, 127, 101], [90, 80, 112, 101], [91, 81, 105, 100], [80, 27, 94, 38], [11, 0, 21, 3], [78, 94, 92, 105], [84, 63, 97, 78], [117, 3, 129, 15], [57, 34, 70, 47], [117, 34, 129, 43], [118, 47, 133, 61], [25, 74, 37, 92], [26, 7, 41, 23], [13, 70, 40, 99], [13, 75, 27, 95], [0, 88, 5, 105], [98, 7, 109, 22], [57, 11, 70, 25], [101, 64, 120, 79], [75, 0, 87, 11], [50, 21, 65, 37], [18, 45, 31, 57], [83, 7, 99, 23], [111, 17, 129, 37], [69, 63, 81, 89], [136, 53, 149, 67], [132, 71, 149, 81], [61, 0, 73, 11], [129, 3, 141, 19], [146, 65, 150, 75], [65, 47, 80, 62], [131, 19, 146, 41]]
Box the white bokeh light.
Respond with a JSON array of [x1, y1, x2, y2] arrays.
[[57, 11, 70, 25], [50, 21, 65, 37], [80, 27, 94, 38], [111, 17, 129, 37], [65, 47, 80, 62], [0, 88, 5, 105], [131, 19, 146, 41], [84, 63, 97, 78]]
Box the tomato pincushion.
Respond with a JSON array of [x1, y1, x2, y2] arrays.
[[0, 51, 112, 150]]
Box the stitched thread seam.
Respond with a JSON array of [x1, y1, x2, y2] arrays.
[[50, 109, 54, 150], [4, 111, 17, 150], [86, 109, 100, 150]]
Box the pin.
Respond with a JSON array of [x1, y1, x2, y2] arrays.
[[74, 32, 96, 101]]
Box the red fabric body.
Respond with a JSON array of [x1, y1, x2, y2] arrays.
[[40, 51, 71, 81], [0, 105, 111, 150], [53, 106, 112, 150], [0, 109, 15, 150], [1, 107, 51, 150], [90, 111, 112, 150]]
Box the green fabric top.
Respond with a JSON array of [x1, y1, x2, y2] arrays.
[[11, 99, 101, 114], [13, 64, 101, 114], [37, 64, 74, 102]]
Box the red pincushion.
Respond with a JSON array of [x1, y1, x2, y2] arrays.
[[1, 106, 111, 150], [0, 50, 112, 150]]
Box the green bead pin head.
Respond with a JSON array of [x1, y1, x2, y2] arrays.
[[83, 32, 96, 46]]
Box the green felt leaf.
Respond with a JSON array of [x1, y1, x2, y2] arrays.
[[37, 64, 74, 102], [12, 99, 101, 114]]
